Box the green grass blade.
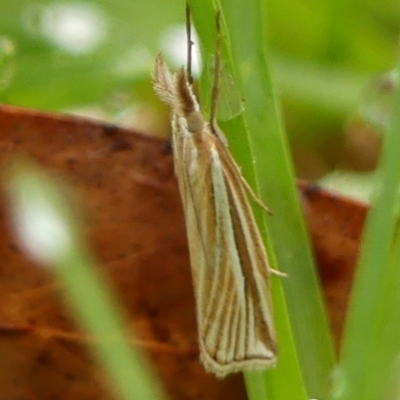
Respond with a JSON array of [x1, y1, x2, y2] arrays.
[[188, 0, 335, 398], [6, 162, 166, 400], [334, 60, 400, 400]]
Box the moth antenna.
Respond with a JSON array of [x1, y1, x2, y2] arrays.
[[186, 3, 194, 85], [210, 11, 221, 134]]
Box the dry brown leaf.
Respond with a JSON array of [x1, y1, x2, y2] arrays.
[[0, 105, 368, 398], [0, 105, 246, 400], [299, 180, 366, 350]]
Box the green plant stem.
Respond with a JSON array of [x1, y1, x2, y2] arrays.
[[335, 59, 400, 400], [188, 0, 334, 398]]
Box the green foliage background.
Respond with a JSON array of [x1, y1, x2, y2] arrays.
[[1, 0, 399, 147]]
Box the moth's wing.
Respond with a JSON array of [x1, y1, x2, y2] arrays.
[[177, 132, 277, 377], [173, 132, 218, 286], [217, 143, 277, 356]]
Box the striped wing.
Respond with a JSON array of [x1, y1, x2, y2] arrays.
[[153, 55, 276, 377], [174, 128, 277, 377]]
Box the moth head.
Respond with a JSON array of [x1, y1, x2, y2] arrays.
[[186, 111, 205, 133]]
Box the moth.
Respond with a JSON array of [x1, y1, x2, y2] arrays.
[[152, 10, 277, 377]]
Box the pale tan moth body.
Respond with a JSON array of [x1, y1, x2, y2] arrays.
[[152, 12, 277, 378]]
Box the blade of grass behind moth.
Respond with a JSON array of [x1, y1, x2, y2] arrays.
[[188, 0, 335, 398], [188, 1, 313, 399], [220, 0, 335, 397]]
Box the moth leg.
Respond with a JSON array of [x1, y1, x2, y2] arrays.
[[239, 174, 272, 215], [185, 4, 194, 84], [210, 11, 221, 126], [269, 268, 287, 277], [211, 121, 228, 146], [241, 179, 287, 277], [232, 165, 287, 276], [208, 10, 230, 148]]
